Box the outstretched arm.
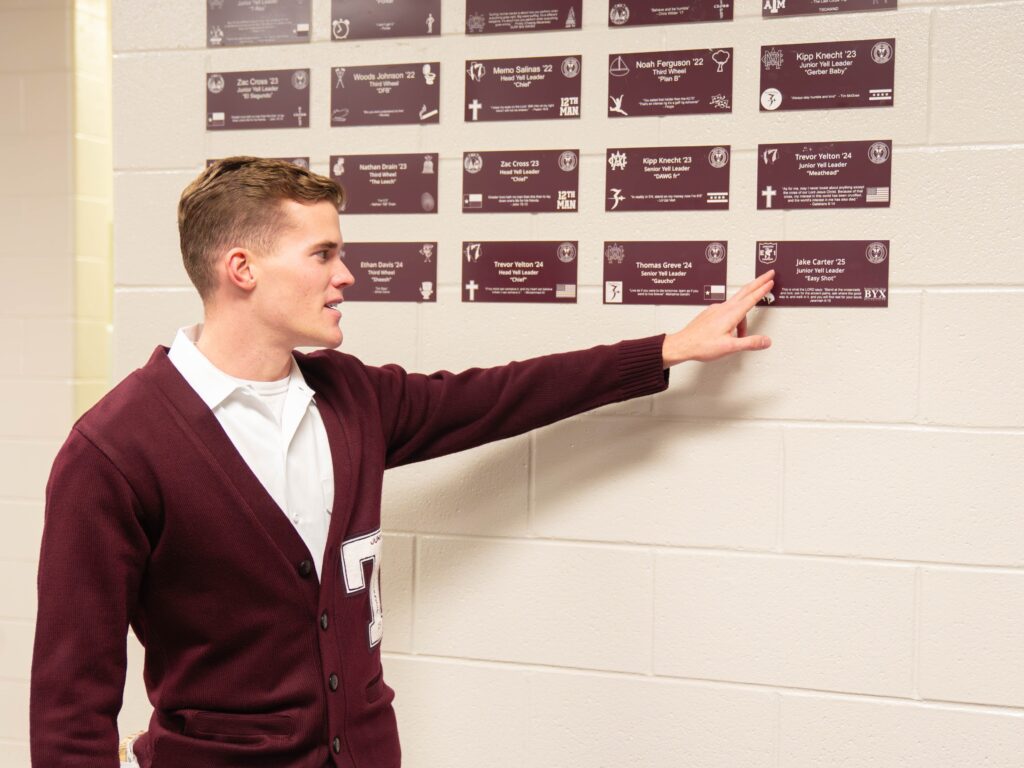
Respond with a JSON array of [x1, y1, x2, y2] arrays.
[[662, 270, 775, 366]]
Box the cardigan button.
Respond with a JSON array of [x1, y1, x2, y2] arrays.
[[297, 559, 313, 578], [320, 612, 329, 630], [332, 736, 341, 754], [329, 673, 339, 691]]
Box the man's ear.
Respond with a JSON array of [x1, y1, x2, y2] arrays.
[[224, 247, 257, 292]]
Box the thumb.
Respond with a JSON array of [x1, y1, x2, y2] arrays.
[[733, 334, 772, 352]]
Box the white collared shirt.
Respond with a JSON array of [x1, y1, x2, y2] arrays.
[[168, 325, 334, 580]]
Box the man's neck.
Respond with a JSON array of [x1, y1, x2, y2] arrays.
[[194, 317, 293, 381]]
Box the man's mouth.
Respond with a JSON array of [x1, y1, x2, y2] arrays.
[[325, 302, 341, 311]]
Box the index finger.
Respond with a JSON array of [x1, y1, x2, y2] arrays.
[[729, 268, 774, 311], [731, 270, 775, 305]]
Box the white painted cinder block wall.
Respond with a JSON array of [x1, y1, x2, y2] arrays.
[[0, 1, 74, 765], [105, 0, 1024, 765]]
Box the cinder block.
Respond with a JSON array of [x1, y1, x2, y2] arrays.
[[0, 318, 22, 376], [0, 560, 36, 620], [381, 533, 414, 653], [386, 655, 530, 768], [781, 692, 1024, 768], [0, 440, 59, 502], [920, 568, 1024, 708], [533, 417, 781, 549], [113, 170, 200, 287], [113, 52, 204, 170], [0, 381, 73, 440], [418, 285, 658, 374], [785, 426, 1024, 567], [111, 288, 201, 381], [0, 74, 19, 134], [119, 632, 153, 739], [0, 256, 73, 318], [0, 197, 73, 259], [0, 8, 70, 73], [331, 300, 419, 369], [527, 670, 777, 768], [0, 133, 71, 197], [382, 435, 530, 537], [920, 292, 1024, 427], [654, 551, 915, 696], [0, 502, 43, 561], [931, 4, 1024, 144], [21, 317, 74, 378], [655, 292, 921, 422], [416, 536, 653, 672], [0, 620, 33, 681], [0, 680, 29, 742], [20, 72, 72, 136], [112, 0, 204, 52]]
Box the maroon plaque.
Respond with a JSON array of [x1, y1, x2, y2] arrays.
[[607, 48, 732, 118], [466, 0, 580, 34], [605, 145, 730, 211], [341, 242, 438, 302], [329, 154, 438, 214], [207, 0, 311, 47], [757, 140, 892, 210], [760, 39, 895, 112], [462, 241, 578, 303], [607, 0, 733, 26], [330, 0, 440, 40], [206, 157, 310, 169], [755, 240, 890, 307], [465, 55, 582, 122], [603, 241, 728, 305], [463, 149, 579, 213], [206, 69, 310, 130], [763, 0, 895, 17], [330, 62, 440, 126]]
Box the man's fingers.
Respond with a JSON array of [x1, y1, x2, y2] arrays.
[[732, 269, 775, 304], [733, 333, 772, 352]]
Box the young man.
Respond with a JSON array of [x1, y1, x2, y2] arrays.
[[30, 157, 774, 767]]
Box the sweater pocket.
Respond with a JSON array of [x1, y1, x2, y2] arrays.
[[366, 668, 385, 703], [182, 710, 294, 744]]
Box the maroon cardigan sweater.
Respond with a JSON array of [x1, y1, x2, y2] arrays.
[[31, 336, 668, 767]]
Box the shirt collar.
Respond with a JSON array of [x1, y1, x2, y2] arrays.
[[167, 324, 316, 411]]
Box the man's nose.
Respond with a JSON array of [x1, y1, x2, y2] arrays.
[[332, 261, 355, 287]]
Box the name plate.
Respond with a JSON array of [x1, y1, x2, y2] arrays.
[[342, 243, 438, 302], [466, 0, 580, 33], [607, 0, 733, 26], [206, 69, 310, 130], [760, 38, 895, 112], [763, 0, 896, 17], [755, 240, 890, 307], [463, 241, 578, 302], [608, 47, 732, 117], [330, 0, 440, 40], [757, 140, 892, 209], [463, 149, 579, 213], [331, 62, 440, 126], [603, 241, 728, 305], [465, 55, 582, 122], [207, 0, 310, 47], [605, 145, 731, 211], [329, 153, 439, 214]]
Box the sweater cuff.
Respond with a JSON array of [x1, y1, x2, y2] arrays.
[[616, 334, 670, 401]]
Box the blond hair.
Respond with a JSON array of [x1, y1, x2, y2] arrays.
[[178, 157, 345, 299]]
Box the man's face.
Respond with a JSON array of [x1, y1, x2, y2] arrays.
[[251, 198, 354, 350]]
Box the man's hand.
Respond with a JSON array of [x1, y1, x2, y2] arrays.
[[662, 270, 775, 367]]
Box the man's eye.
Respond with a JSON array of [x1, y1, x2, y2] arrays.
[[315, 251, 329, 261]]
